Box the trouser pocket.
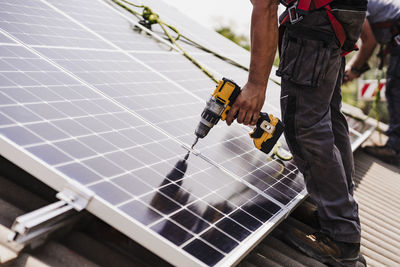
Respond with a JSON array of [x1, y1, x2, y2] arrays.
[[332, 9, 366, 51], [276, 29, 333, 87]]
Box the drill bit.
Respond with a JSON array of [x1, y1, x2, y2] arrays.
[[184, 150, 190, 161], [191, 136, 199, 149]]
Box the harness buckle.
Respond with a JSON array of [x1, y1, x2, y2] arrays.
[[288, 4, 303, 24], [394, 34, 400, 46]]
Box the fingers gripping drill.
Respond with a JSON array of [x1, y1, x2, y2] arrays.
[[192, 78, 284, 154]]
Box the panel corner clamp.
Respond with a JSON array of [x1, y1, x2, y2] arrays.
[[8, 182, 94, 246], [56, 180, 94, 211]]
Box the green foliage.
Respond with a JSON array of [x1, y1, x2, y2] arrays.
[[215, 26, 250, 51], [215, 25, 282, 67], [341, 79, 389, 124]]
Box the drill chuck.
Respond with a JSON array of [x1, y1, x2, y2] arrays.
[[194, 96, 226, 138], [194, 121, 211, 138]]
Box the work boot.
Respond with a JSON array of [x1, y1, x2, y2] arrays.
[[284, 228, 361, 267], [358, 253, 367, 266], [363, 145, 400, 165], [290, 201, 320, 229]]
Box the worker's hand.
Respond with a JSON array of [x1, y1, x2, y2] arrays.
[[343, 65, 359, 83], [226, 82, 266, 126]]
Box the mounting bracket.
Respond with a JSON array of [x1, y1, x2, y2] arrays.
[[9, 181, 94, 247]]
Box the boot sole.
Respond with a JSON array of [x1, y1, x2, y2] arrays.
[[285, 235, 359, 267]]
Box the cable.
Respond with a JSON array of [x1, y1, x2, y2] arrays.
[[110, 0, 282, 86]]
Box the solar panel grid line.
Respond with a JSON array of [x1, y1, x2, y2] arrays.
[[195, 152, 286, 209], [193, 134, 306, 207], [0, 38, 221, 265], [139, 184, 287, 261], [215, 188, 307, 267], [0, 46, 187, 204], [129, 50, 183, 54], [141, 176, 263, 228], [69, 177, 210, 267], [0, 94, 148, 154], [192, 127, 292, 171], [0, 28, 184, 149], [99, 0, 234, 90], [0, 29, 195, 186], [29, 45, 124, 53], [98, 0, 181, 52], [139, 191, 252, 252], [214, 159, 303, 208], [0, 42, 18, 46], [0, 1, 112, 50], [36, 0, 209, 102]]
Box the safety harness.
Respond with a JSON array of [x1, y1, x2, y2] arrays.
[[279, 0, 353, 56]]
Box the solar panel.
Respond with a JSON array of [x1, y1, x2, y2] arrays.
[[0, 0, 346, 266]]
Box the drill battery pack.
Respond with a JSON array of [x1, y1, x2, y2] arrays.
[[249, 113, 285, 154]]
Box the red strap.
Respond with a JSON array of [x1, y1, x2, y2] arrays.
[[340, 45, 357, 57], [280, 2, 353, 56], [283, 0, 333, 11], [312, 0, 333, 9], [280, 6, 345, 47], [281, 13, 290, 24], [325, 5, 346, 47], [296, 0, 312, 13]]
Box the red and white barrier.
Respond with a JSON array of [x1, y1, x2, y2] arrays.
[[357, 79, 386, 101]]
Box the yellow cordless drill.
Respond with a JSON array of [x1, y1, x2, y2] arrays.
[[192, 78, 284, 154]]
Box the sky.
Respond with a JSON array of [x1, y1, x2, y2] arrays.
[[166, 0, 253, 38]]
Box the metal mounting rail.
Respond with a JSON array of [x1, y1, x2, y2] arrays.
[[9, 183, 94, 247]]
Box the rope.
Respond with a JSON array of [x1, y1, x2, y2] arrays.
[[112, 0, 217, 83], [110, 0, 282, 86]]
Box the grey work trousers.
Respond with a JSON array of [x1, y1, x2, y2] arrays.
[[277, 10, 364, 243]]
